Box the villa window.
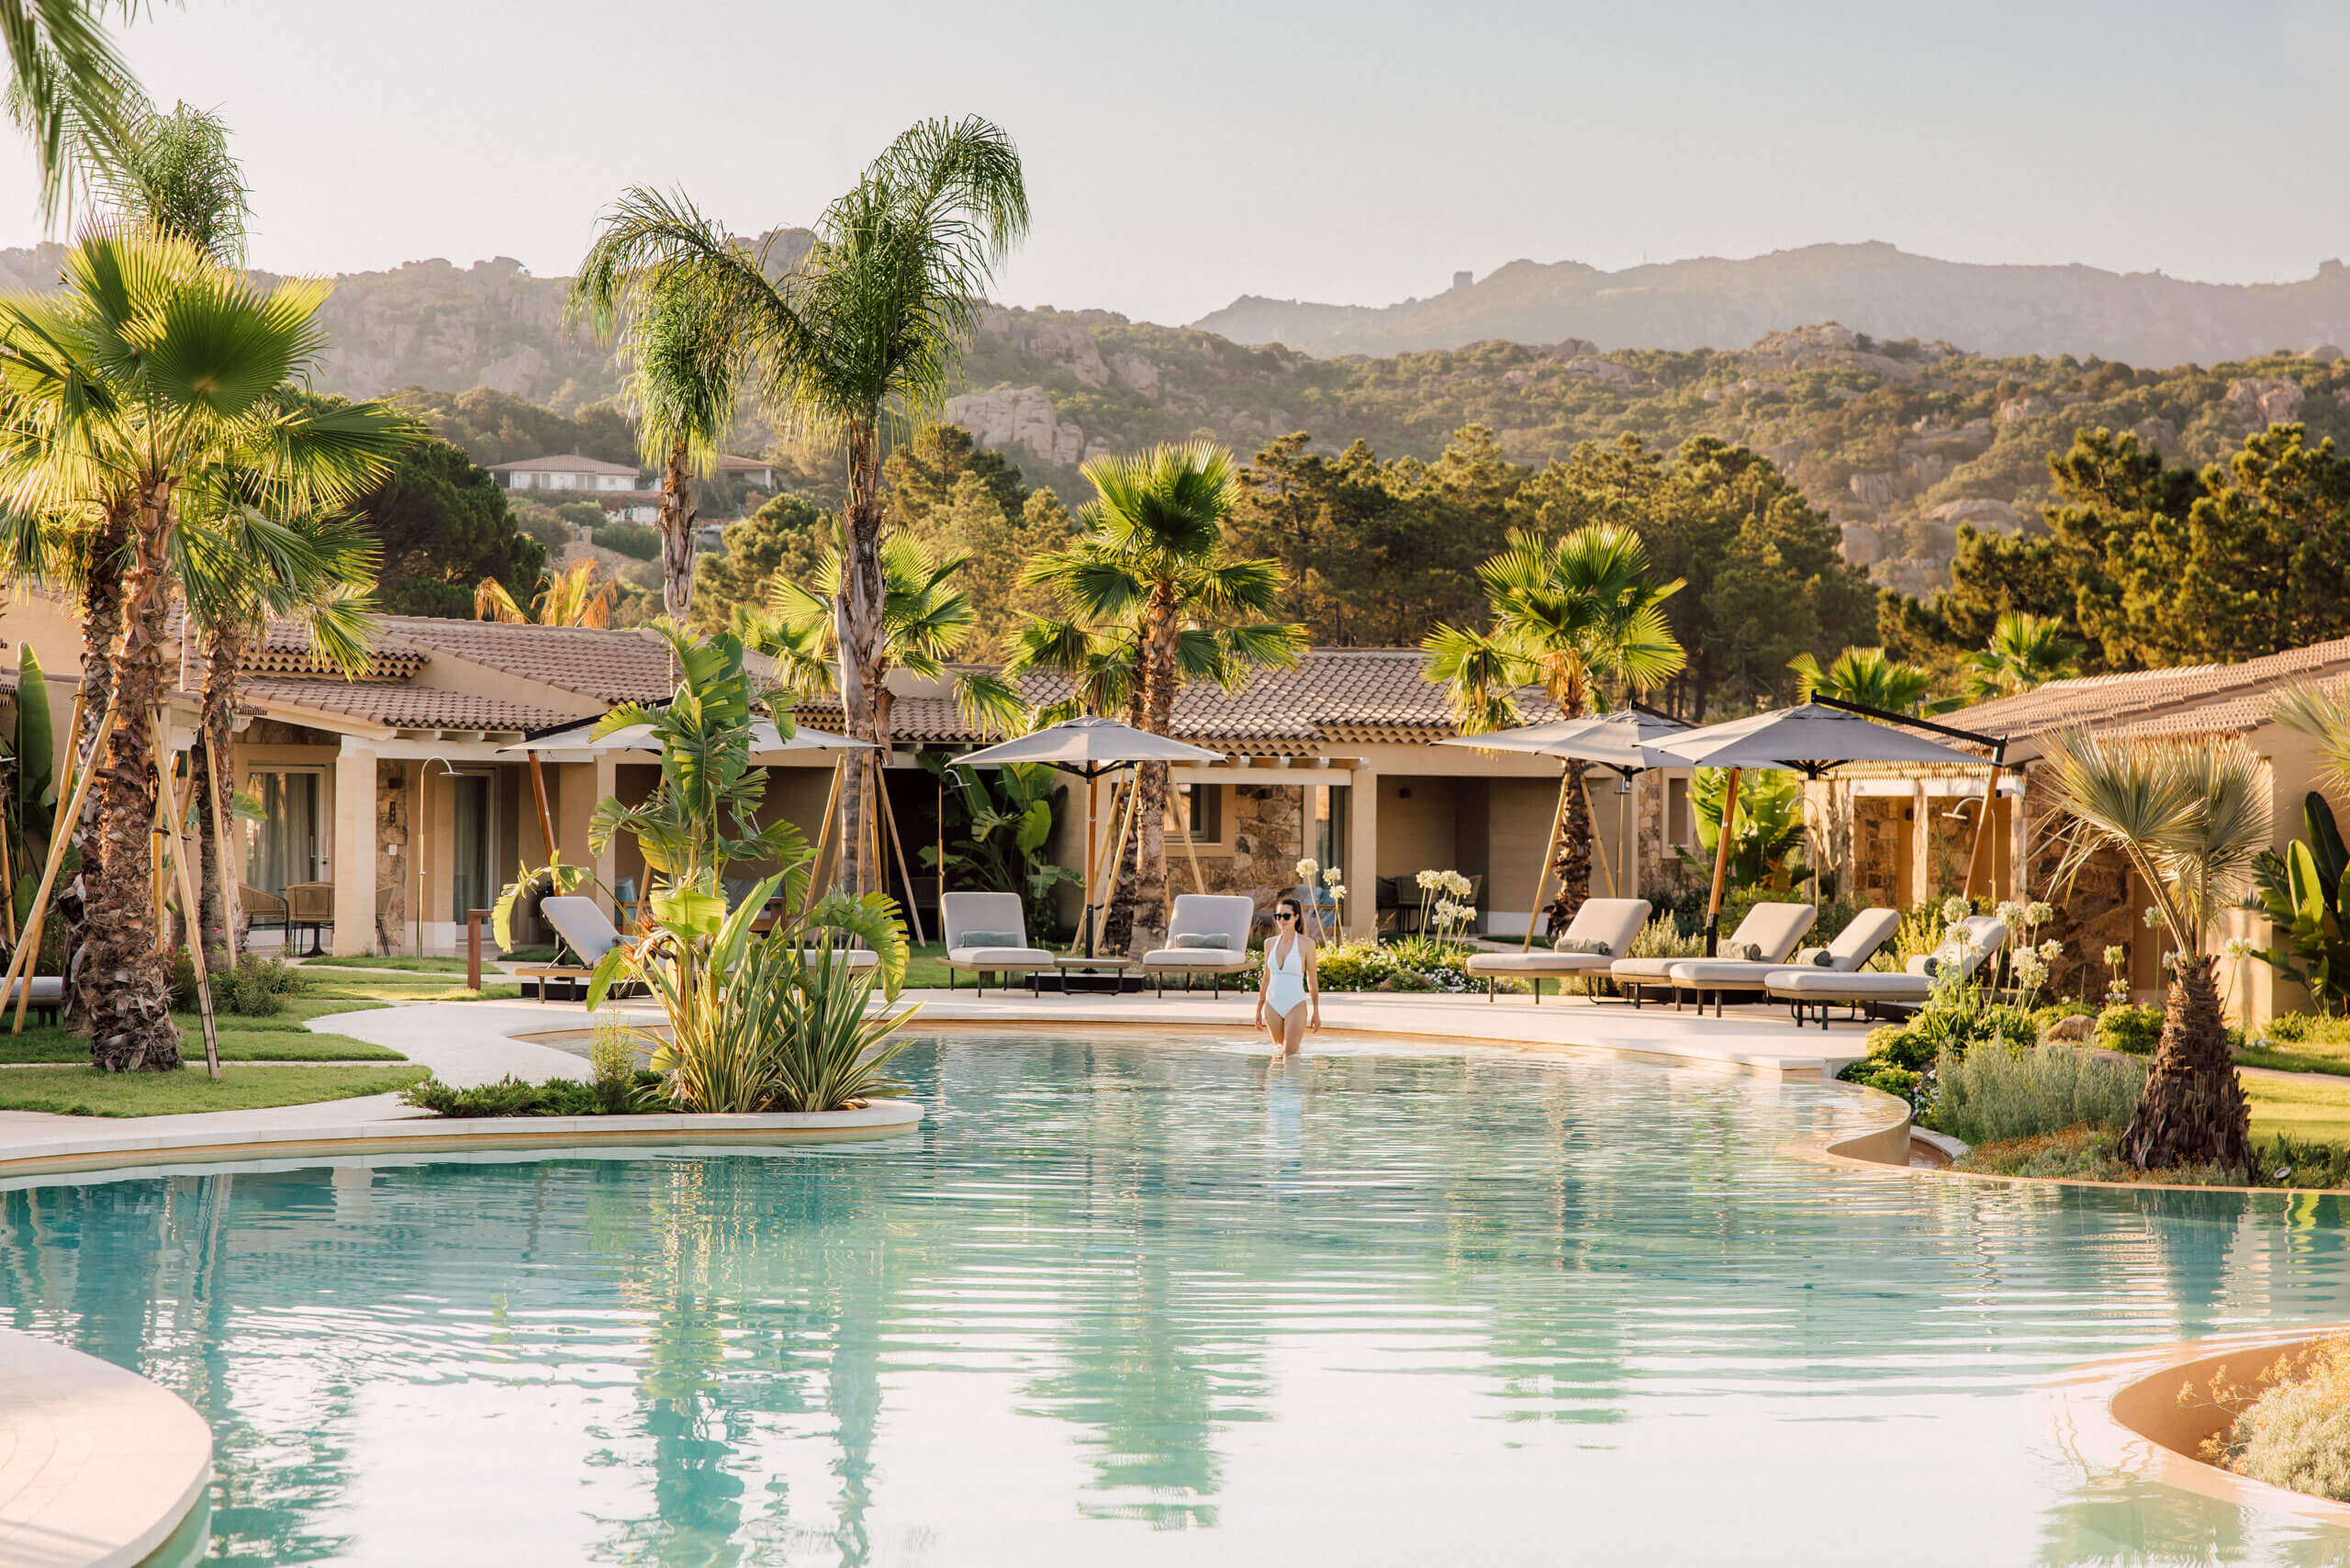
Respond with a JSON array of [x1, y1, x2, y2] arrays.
[[1173, 783, 1220, 841]]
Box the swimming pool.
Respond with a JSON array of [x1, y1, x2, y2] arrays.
[[2, 1030, 2344, 1565]]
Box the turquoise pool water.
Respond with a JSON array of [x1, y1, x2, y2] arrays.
[[3, 1031, 2348, 1566]]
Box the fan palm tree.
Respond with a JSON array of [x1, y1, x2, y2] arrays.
[[177, 505, 379, 953], [563, 116, 1028, 887], [0, 230, 413, 1070], [476, 559, 620, 627], [1013, 443, 1304, 953], [1423, 523, 1684, 930], [2041, 727, 2269, 1170], [565, 252, 733, 619], [743, 531, 1025, 745], [95, 99, 247, 263], [1787, 645, 1952, 716], [1964, 611, 2081, 702]]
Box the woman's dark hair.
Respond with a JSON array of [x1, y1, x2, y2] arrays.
[[1273, 897, 1302, 919]]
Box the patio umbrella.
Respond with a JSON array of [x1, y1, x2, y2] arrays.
[[1654, 702, 1989, 952], [953, 716, 1225, 958], [1438, 710, 1692, 934]]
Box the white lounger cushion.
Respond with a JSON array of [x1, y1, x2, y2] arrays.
[[795, 948, 879, 973], [1765, 914, 2009, 1002], [1465, 898, 1651, 976], [1143, 895, 1257, 971], [1610, 902, 1815, 985], [5, 977, 62, 1001], [948, 946, 1056, 967], [540, 896, 624, 965], [942, 892, 1052, 968], [1666, 906, 1904, 991]]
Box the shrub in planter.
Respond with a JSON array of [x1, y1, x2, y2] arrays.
[[1928, 1041, 2145, 1147], [2213, 1338, 2350, 1502]]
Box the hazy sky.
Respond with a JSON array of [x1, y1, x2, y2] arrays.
[[0, 0, 2342, 325]]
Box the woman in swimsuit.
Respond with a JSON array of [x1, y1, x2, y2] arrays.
[[1255, 897, 1320, 1057]]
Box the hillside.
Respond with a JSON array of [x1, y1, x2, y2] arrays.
[[1192, 242, 2350, 366], [945, 311, 2350, 599]]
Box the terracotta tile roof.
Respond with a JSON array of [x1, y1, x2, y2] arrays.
[[374, 619, 712, 704], [162, 610, 425, 680], [243, 678, 580, 734], [1944, 634, 2350, 742], [800, 649, 1557, 750], [483, 454, 641, 476], [716, 454, 773, 472]]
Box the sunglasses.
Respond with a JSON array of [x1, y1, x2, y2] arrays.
[[1273, 910, 1297, 921]]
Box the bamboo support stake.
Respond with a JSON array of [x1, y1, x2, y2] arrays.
[[151, 713, 218, 1079], [204, 742, 237, 964], [801, 756, 847, 917], [528, 752, 557, 866], [0, 808, 17, 948], [1580, 772, 1616, 907], [1963, 753, 2007, 901], [10, 694, 121, 1034], [1100, 776, 1140, 947], [1520, 775, 1571, 952], [877, 767, 927, 946]]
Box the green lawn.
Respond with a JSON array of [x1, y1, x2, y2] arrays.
[[297, 954, 474, 974], [2246, 1071, 2350, 1143], [0, 1063, 427, 1116]]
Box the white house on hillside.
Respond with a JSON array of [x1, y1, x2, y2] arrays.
[[485, 454, 644, 493]]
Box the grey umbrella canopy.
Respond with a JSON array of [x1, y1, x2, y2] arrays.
[[501, 717, 873, 756], [1653, 702, 1983, 776], [1438, 710, 1691, 775], [954, 717, 1225, 958], [1439, 711, 1694, 915], [1654, 702, 1991, 948]]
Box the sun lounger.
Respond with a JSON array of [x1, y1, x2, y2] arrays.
[[942, 891, 1057, 996], [1141, 894, 1257, 997], [1463, 898, 1651, 1002], [1664, 906, 1902, 1016], [0, 975, 63, 1026], [1766, 913, 2009, 1028], [542, 895, 878, 1003], [1610, 902, 1816, 1008]]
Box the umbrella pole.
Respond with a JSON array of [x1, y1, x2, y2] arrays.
[[1617, 774, 1632, 901], [1705, 767, 1740, 958], [1581, 772, 1614, 908], [1522, 774, 1569, 953], [1096, 773, 1141, 955], [1963, 750, 2007, 902], [1079, 772, 1098, 959]]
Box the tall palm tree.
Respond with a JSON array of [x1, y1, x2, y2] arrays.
[[177, 506, 378, 953], [1, 0, 151, 221], [476, 559, 619, 627], [744, 531, 1024, 745], [565, 253, 733, 619], [96, 100, 247, 263], [1964, 611, 2081, 702], [1014, 443, 1304, 953], [1787, 645, 1951, 716], [0, 230, 413, 1070], [1424, 523, 1684, 930], [562, 117, 1028, 886], [2041, 728, 2269, 1170]]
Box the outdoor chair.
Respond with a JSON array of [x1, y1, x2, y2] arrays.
[[1766, 913, 2009, 1029], [375, 883, 398, 955], [1610, 902, 1816, 1008], [284, 880, 332, 957], [1463, 898, 1651, 1002], [941, 891, 1056, 997], [1665, 906, 1902, 1017], [535, 896, 624, 1002], [240, 883, 288, 938], [1140, 894, 1256, 997]]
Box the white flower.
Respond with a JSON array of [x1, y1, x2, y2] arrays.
[[1323, 866, 1343, 884], [1295, 858, 1319, 881], [1416, 869, 1441, 890], [2011, 952, 2048, 988], [1941, 896, 1970, 924], [1326, 884, 1348, 902], [2103, 945, 2128, 970], [2106, 978, 2132, 1004], [2143, 906, 2164, 928], [1995, 900, 2024, 925], [2221, 936, 2259, 962], [2039, 940, 2065, 964], [2027, 902, 2055, 928], [1445, 870, 1472, 897]]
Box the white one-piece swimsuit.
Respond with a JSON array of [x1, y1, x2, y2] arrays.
[[1264, 936, 1309, 1021]]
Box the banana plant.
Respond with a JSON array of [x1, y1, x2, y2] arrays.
[[2255, 791, 2350, 1010], [919, 753, 1078, 935]]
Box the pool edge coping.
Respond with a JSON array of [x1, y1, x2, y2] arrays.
[[0, 1327, 210, 1568]]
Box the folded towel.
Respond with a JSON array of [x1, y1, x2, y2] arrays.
[[1729, 941, 1762, 962], [1552, 936, 1613, 956]]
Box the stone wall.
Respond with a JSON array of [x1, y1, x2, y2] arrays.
[[1851, 795, 1907, 904], [1184, 785, 1305, 906], [2020, 762, 2135, 1002]]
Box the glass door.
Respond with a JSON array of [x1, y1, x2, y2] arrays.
[[244, 771, 322, 895], [450, 771, 499, 923]]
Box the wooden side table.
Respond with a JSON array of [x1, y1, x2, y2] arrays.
[[1053, 955, 1136, 996]]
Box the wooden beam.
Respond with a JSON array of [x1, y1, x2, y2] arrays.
[[1704, 767, 1741, 958], [8, 692, 118, 1035]]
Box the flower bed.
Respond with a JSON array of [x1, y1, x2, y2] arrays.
[[1226, 935, 1482, 995]]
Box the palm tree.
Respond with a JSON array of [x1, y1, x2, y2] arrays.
[[2041, 727, 2269, 1170], [743, 531, 1024, 745], [1423, 523, 1684, 930], [177, 507, 379, 953], [0, 230, 413, 1070], [1013, 443, 1305, 953], [96, 100, 247, 263], [2, 0, 150, 221], [1787, 646, 1951, 716], [476, 559, 620, 627], [565, 251, 733, 620], [562, 117, 1028, 886], [1964, 611, 2081, 702]]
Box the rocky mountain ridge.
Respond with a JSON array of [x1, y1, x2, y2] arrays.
[[1193, 242, 2350, 367]]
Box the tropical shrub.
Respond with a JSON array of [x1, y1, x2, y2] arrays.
[[2255, 790, 2350, 1014], [588, 1011, 646, 1114], [400, 1070, 667, 1117], [2266, 1013, 2350, 1046], [2095, 1004, 2163, 1056], [593, 521, 662, 560], [1929, 1042, 2145, 1146], [921, 753, 1078, 939], [168, 950, 304, 1017]]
